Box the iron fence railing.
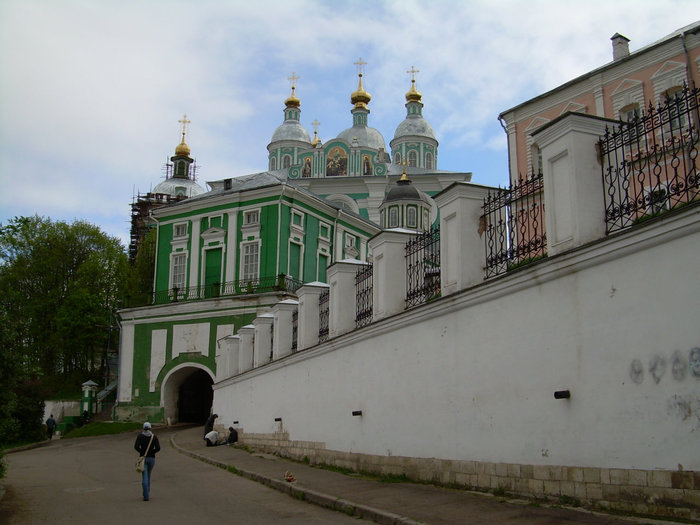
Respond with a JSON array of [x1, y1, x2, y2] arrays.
[[318, 290, 329, 343], [291, 309, 298, 352], [141, 274, 303, 306], [482, 172, 547, 278], [599, 84, 700, 234], [355, 263, 373, 329], [405, 227, 440, 308]]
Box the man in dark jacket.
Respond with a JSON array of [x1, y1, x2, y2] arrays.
[[204, 413, 218, 436], [46, 415, 56, 440], [134, 422, 161, 501]]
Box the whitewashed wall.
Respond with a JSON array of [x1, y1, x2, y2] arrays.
[[213, 208, 699, 472]]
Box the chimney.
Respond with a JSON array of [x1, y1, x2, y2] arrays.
[[611, 33, 630, 61]]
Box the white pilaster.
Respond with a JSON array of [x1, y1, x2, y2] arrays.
[[237, 325, 255, 373], [532, 113, 609, 256], [271, 299, 298, 359], [433, 182, 492, 295], [369, 229, 415, 322], [296, 282, 330, 350], [327, 259, 365, 338], [253, 314, 274, 367]]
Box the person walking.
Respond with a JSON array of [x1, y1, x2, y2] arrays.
[[134, 422, 160, 501], [45, 415, 56, 440], [204, 413, 217, 436]]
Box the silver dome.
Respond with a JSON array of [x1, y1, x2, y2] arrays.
[[393, 116, 436, 141], [270, 121, 311, 143], [153, 178, 206, 198], [337, 125, 386, 151]]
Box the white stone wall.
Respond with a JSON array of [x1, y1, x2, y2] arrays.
[[213, 208, 699, 473]]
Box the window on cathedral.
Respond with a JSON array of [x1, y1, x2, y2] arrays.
[[363, 155, 372, 175], [173, 223, 188, 238], [407, 207, 417, 228], [292, 211, 304, 228], [283, 155, 292, 169], [244, 210, 260, 225], [319, 223, 330, 241], [270, 157, 277, 170], [394, 152, 401, 165], [425, 152, 433, 170], [171, 253, 187, 291], [242, 242, 259, 282], [389, 207, 399, 228], [380, 209, 386, 228], [408, 151, 417, 167], [423, 210, 430, 230], [345, 233, 356, 249]]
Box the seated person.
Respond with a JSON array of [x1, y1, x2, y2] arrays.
[[204, 429, 220, 447], [225, 426, 238, 445]]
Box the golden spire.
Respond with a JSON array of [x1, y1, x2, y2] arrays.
[[175, 114, 191, 156], [351, 57, 371, 109], [285, 72, 301, 108], [311, 119, 321, 146], [405, 66, 422, 103]]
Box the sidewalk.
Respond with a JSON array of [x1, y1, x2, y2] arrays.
[[169, 426, 670, 525]]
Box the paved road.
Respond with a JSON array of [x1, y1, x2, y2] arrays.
[[0, 430, 365, 525]]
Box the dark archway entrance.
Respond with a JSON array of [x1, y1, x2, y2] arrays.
[[161, 365, 214, 425], [178, 369, 213, 424]]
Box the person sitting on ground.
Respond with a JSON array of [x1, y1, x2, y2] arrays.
[[204, 429, 220, 447], [225, 426, 238, 445], [204, 413, 218, 436]]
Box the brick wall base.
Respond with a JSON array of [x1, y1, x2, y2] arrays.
[[240, 431, 699, 521]]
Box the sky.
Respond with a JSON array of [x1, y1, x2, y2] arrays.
[[1, 0, 698, 248]]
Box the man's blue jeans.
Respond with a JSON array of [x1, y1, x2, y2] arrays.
[[141, 457, 155, 500]]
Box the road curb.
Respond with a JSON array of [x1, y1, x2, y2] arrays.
[[170, 434, 425, 525]]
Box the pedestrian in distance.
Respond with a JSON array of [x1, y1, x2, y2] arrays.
[[225, 426, 238, 445], [204, 413, 217, 436], [134, 422, 161, 501], [204, 429, 220, 446], [46, 414, 56, 440]]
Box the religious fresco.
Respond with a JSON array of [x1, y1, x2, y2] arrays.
[[302, 157, 312, 178], [326, 147, 348, 177]]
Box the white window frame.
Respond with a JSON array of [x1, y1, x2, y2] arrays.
[[408, 150, 417, 167], [319, 222, 330, 241], [270, 157, 277, 170], [241, 241, 260, 283], [425, 152, 433, 170], [282, 155, 292, 169], [407, 206, 417, 229], [389, 207, 399, 228], [170, 252, 187, 293], [244, 209, 260, 226], [173, 222, 188, 238]]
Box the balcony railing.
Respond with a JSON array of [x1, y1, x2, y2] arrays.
[[126, 274, 303, 307], [599, 84, 700, 234]]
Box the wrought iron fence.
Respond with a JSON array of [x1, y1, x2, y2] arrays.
[[482, 172, 547, 278], [405, 227, 440, 308], [355, 263, 373, 328], [147, 274, 303, 306], [599, 84, 700, 234], [318, 290, 329, 343], [291, 309, 298, 352]]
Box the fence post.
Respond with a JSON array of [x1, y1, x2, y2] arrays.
[[433, 182, 491, 294], [296, 282, 330, 350], [253, 314, 274, 367], [215, 335, 239, 381], [271, 299, 298, 359], [237, 325, 255, 372], [532, 113, 610, 256], [369, 230, 415, 322], [327, 260, 365, 338]]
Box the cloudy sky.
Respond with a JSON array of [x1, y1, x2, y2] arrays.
[[1, 0, 698, 248]]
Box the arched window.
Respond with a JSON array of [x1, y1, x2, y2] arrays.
[[425, 152, 433, 170], [282, 155, 292, 169], [408, 150, 417, 167], [270, 157, 277, 171], [394, 152, 402, 165], [407, 207, 417, 228], [389, 207, 399, 228]]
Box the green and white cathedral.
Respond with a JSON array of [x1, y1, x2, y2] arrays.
[[116, 66, 472, 424]]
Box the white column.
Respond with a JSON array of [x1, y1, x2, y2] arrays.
[[271, 299, 298, 359], [327, 260, 365, 338], [117, 322, 134, 403], [532, 113, 608, 256], [369, 229, 415, 322], [215, 335, 240, 381], [296, 282, 329, 350], [253, 314, 274, 367], [433, 182, 491, 295], [237, 325, 255, 372]]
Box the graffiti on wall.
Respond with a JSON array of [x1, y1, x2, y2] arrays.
[[629, 347, 700, 385]]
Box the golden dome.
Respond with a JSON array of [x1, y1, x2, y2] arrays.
[[175, 132, 191, 156], [351, 73, 371, 109], [405, 78, 422, 103], [285, 86, 300, 108]]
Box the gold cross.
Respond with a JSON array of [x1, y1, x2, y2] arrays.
[[354, 57, 367, 75], [178, 114, 191, 135], [406, 66, 420, 81], [311, 119, 321, 133], [288, 72, 299, 89]]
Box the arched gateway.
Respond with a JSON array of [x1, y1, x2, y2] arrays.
[[161, 364, 214, 425]]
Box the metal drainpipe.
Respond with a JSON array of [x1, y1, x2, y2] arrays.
[[498, 114, 511, 182]]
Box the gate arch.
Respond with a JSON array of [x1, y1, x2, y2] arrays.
[[161, 363, 214, 425]]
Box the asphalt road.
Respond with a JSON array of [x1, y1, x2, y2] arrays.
[[0, 429, 365, 525]]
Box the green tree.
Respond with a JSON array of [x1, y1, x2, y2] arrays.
[[0, 216, 130, 442]]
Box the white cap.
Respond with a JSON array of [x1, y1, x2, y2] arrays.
[[143, 422, 151, 429]]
